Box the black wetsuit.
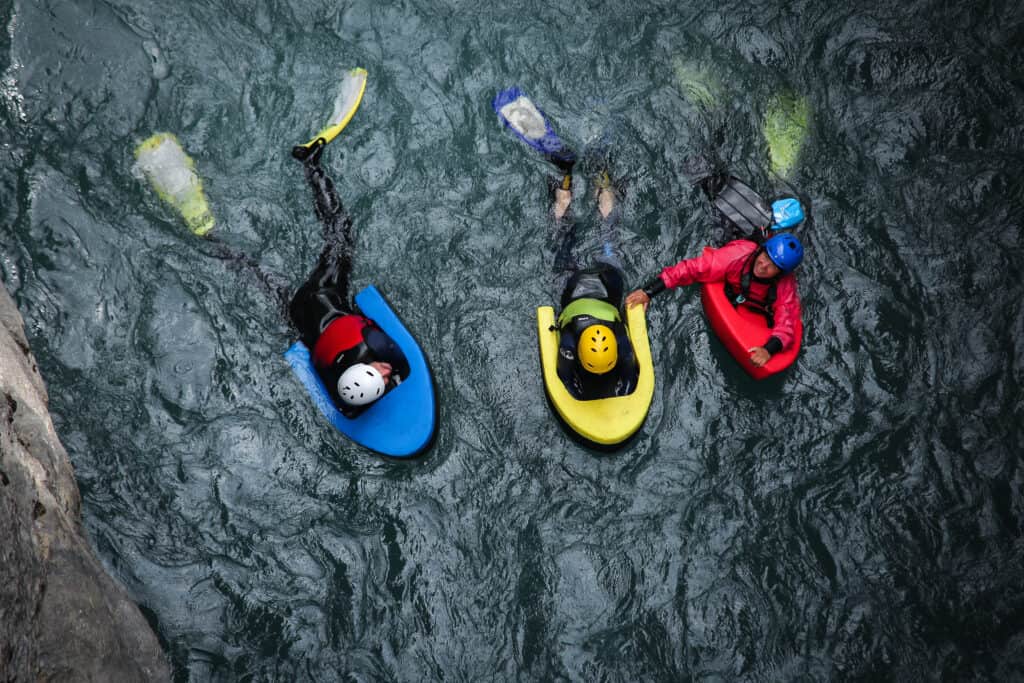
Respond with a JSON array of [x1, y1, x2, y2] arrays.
[[550, 196, 640, 400], [287, 149, 408, 415]]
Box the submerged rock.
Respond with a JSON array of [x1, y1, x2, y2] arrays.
[[0, 283, 171, 681], [764, 92, 810, 179]]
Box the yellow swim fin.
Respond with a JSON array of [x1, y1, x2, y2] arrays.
[[292, 67, 368, 160], [134, 132, 215, 236]]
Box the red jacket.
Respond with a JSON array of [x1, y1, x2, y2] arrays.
[[658, 240, 801, 351]]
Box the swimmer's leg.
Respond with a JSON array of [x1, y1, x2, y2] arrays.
[[548, 154, 579, 274], [302, 141, 355, 298], [592, 156, 626, 271], [287, 141, 358, 345], [548, 151, 575, 221], [596, 168, 616, 220], [302, 140, 354, 253]]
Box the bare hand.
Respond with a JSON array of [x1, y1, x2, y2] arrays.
[[747, 347, 771, 367], [625, 289, 651, 311]]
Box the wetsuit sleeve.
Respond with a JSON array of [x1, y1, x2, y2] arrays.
[[555, 330, 582, 399], [363, 326, 410, 379], [766, 274, 801, 351], [641, 277, 666, 298], [612, 324, 640, 396], [658, 241, 752, 290]]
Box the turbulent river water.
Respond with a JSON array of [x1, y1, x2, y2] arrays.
[[2, 0, 1022, 680]]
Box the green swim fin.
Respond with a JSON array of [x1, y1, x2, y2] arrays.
[[672, 58, 719, 109], [764, 92, 810, 179]]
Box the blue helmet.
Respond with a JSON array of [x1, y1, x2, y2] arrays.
[[764, 234, 804, 273]]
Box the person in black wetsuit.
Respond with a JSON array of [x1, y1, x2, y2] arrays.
[[545, 149, 640, 400], [285, 140, 409, 416], [201, 138, 408, 417]]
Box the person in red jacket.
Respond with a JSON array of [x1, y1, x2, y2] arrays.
[[625, 233, 804, 368]]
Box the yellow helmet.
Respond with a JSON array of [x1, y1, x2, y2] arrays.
[[578, 324, 617, 375]]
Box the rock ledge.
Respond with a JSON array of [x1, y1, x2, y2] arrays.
[[0, 282, 170, 681]]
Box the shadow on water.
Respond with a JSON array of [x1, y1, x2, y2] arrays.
[[541, 391, 648, 456], [705, 331, 793, 397]]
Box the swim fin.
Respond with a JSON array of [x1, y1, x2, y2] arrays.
[[292, 67, 368, 160], [493, 87, 575, 164], [134, 133, 215, 236]]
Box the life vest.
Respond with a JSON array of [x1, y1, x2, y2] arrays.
[[556, 297, 621, 328], [311, 314, 370, 368], [724, 247, 778, 328]]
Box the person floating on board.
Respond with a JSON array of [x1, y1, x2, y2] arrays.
[[625, 173, 805, 369], [545, 148, 641, 399], [138, 132, 409, 413], [137, 68, 435, 456], [287, 139, 409, 416], [493, 86, 654, 446]]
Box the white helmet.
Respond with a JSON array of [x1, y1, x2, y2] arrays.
[[337, 363, 386, 406]]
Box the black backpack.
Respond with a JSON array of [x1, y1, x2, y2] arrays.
[[700, 174, 808, 247]]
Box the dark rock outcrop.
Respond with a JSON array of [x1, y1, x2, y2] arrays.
[[0, 283, 170, 681]]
